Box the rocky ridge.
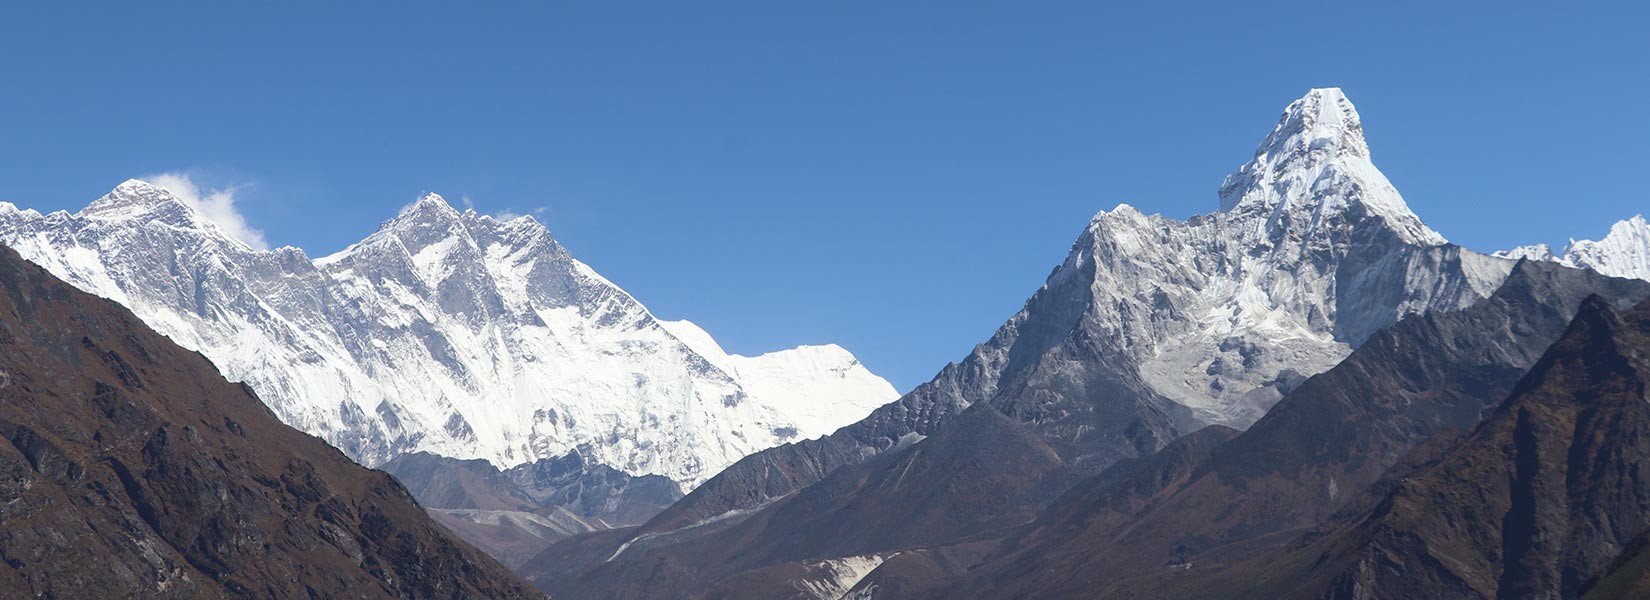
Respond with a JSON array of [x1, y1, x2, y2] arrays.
[[0, 242, 544, 598]]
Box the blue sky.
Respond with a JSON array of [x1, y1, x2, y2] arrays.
[[1, 2, 1645, 391]]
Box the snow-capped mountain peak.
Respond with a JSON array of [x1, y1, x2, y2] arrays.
[[82, 178, 191, 218], [1041, 89, 1506, 427], [1505, 214, 1650, 282], [609, 90, 1526, 559], [75, 178, 277, 255], [1566, 214, 1650, 279], [376, 193, 473, 245], [0, 183, 901, 489], [1494, 243, 1558, 262], [659, 319, 898, 436], [1254, 87, 1370, 163], [398, 191, 465, 223], [1219, 88, 1445, 247]]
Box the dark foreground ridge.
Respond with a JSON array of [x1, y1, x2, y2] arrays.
[[921, 261, 1650, 599], [0, 243, 544, 598], [1210, 294, 1650, 598]]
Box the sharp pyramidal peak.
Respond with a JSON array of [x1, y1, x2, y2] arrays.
[[629, 88, 1511, 534], [511, 88, 1650, 599]]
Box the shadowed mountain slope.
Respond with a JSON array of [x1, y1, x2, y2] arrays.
[[1216, 295, 1650, 599], [0, 244, 543, 598], [519, 403, 1066, 598], [383, 451, 680, 567], [922, 261, 1650, 599]]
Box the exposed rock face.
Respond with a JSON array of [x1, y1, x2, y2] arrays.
[[843, 423, 1242, 598], [385, 451, 681, 528], [383, 452, 530, 511], [501, 451, 684, 527], [0, 185, 898, 488], [382, 450, 681, 566], [519, 403, 1067, 598], [423, 507, 597, 570], [922, 261, 1650, 599], [1232, 295, 1650, 599], [0, 244, 543, 598]]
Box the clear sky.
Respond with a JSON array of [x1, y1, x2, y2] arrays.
[[1, 2, 1645, 391]]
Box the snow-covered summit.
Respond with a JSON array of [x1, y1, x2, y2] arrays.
[[1219, 88, 1445, 247], [659, 320, 894, 436], [82, 179, 190, 218], [0, 183, 899, 488], [648, 88, 1533, 535], [1493, 243, 1558, 262], [1500, 215, 1650, 282], [1248, 87, 1370, 165], [1566, 215, 1650, 280], [1048, 89, 1506, 425]]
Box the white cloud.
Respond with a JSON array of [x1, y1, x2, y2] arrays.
[[147, 172, 270, 251]]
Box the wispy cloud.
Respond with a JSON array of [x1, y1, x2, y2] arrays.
[[493, 207, 554, 222], [456, 192, 548, 222], [147, 172, 270, 251]]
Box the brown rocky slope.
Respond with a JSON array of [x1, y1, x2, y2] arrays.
[[1072, 293, 1650, 599], [1238, 295, 1650, 598], [0, 243, 544, 598]]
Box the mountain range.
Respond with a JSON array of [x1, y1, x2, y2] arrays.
[[913, 261, 1650, 599], [563, 86, 1514, 541], [0, 182, 898, 493], [518, 88, 1650, 599], [0, 242, 544, 598], [2, 87, 1648, 598]]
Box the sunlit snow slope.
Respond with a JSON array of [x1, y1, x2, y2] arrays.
[[0, 187, 897, 488], [1497, 214, 1650, 282]]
